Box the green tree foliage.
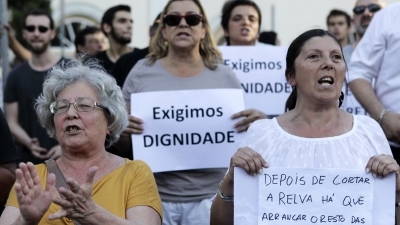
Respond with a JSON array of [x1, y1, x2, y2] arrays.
[[8, 0, 51, 46]]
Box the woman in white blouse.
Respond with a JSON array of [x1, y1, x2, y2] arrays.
[[210, 29, 400, 225]]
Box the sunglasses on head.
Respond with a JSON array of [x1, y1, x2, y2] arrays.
[[353, 4, 382, 15], [24, 25, 49, 33], [163, 14, 203, 27]]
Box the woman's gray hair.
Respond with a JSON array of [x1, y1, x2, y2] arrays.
[[35, 59, 128, 148]]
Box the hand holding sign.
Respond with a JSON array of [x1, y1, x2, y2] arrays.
[[229, 147, 268, 178], [231, 109, 267, 133], [122, 115, 144, 136], [365, 154, 400, 189]]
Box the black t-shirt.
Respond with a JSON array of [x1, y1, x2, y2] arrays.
[[106, 47, 149, 159], [94, 48, 141, 76], [3, 58, 68, 164], [112, 47, 149, 87], [0, 108, 19, 215], [0, 108, 19, 164]]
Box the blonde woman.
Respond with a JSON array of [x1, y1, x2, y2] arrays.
[[122, 0, 265, 224]]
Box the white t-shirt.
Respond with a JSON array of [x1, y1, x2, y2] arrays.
[[348, 2, 400, 114], [240, 115, 391, 169]]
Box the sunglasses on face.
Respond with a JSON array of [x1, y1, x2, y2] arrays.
[[24, 25, 49, 33], [353, 4, 381, 15], [163, 14, 203, 27]]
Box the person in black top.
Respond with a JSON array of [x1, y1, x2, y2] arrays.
[[112, 13, 161, 87], [0, 108, 19, 215], [94, 5, 140, 74], [107, 14, 161, 159], [4, 9, 68, 164]]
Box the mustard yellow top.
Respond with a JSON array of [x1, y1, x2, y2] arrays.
[[7, 159, 162, 224]]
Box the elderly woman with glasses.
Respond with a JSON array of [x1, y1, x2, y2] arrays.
[[0, 61, 162, 225], [122, 0, 265, 224]]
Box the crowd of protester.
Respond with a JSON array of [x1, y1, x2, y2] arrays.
[[0, 0, 399, 224]]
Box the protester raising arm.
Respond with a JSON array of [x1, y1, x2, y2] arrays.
[[0, 24, 31, 61]]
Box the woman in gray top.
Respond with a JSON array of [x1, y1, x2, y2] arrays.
[[122, 0, 266, 224]]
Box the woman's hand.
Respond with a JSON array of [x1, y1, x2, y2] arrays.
[[121, 115, 143, 136], [15, 162, 56, 224], [231, 109, 267, 133], [29, 138, 48, 159], [365, 154, 400, 191], [49, 167, 98, 221], [45, 145, 62, 159], [227, 147, 268, 182]]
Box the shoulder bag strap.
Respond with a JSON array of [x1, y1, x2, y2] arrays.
[[44, 159, 81, 225]]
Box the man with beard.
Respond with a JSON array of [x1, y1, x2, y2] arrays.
[[112, 13, 161, 88], [107, 13, 161, 159], [343, 0, 386, 61], [4, 10, 67, 164], [326, 9, 351, 60], [94, 5, 140, 74]]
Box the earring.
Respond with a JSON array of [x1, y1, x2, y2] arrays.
[[164, 40, 169, 47], [339, 91, 344, 108]]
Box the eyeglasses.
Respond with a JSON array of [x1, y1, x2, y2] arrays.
[[49, 97, 109, 115], [163, 14, 203, 27], [24, 25, 50, 33], [353, 4, 382, 15]]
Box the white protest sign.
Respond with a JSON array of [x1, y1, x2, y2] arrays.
[[234, 167, 395, 225], [344, 91, 367, 115], [130, 89, 245, 172], [258, 168, 373, 224], [219, 46, 288, 115], [342, 84, 368, 116]]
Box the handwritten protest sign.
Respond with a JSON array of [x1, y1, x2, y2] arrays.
[[130, 89, 245, 172], [259, 168, 373, 224], [234, 167, 395, 225], [219, 46, 288, 115]]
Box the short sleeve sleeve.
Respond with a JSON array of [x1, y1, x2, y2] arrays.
[[122, 60, 146, 105], [357, 115, 392, 156], [239, 119, 268, 150], [127, 160, 162, 218]]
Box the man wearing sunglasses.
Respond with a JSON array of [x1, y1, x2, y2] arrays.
[[348, 2, 400, 195], [343, 0, 386, 60], [4, 9, 68, 164]]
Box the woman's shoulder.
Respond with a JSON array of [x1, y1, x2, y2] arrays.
[[121, 159, 154, 175], [213, 63, 234, 74], [207, 63, 241, 88], [246, 118, 276, 135], [126, 58, 161, 80], [353, 114, 381, 130]]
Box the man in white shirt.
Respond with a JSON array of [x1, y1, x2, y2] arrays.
[[343, 0, 386, 60], [348, 2, 400, 161]]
